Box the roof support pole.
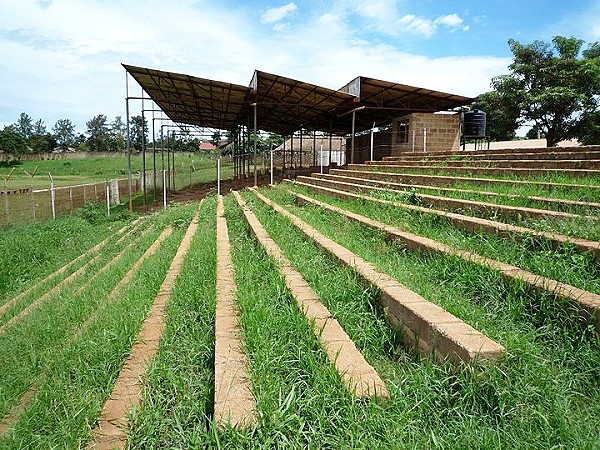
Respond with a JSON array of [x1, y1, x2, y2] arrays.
[[152, 111, 156, 201], [290, 131, 294, 169], [141, 104, 147, 210], [329, 119, 333, 166], [171, 130, 176, 190], [300, 130, 303, 168], [350, 109, 356, 165], [253, 103, 258, 187], [167, 132, 171, 192], [313, 131, 316, 167], [282, 134, 286, 170], [125, 72, 132, 211]]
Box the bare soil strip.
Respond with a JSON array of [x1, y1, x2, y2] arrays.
[[290, 180, 600, 261], [291, 190, 600, 332], [214, 195, 257, 428], [315, 173, 600, 212], [333, 168, 600, 191], [0, 225, 128, 317], [251, 189, 505, 364], [89, 214, 199, 449], [0, 226, 173, 436], [233, 191, 388, 400], [297, 176, 591, 222], [0, 253, 102, 334]]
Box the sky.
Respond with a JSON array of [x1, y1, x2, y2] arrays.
[[1, 0, 600, 134]]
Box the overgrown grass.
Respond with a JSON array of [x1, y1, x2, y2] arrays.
[[285, 184, 600, 295], [245, 186, 600, 448], [0, 203, 191, 448]]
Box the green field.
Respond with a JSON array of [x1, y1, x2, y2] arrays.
[[0, 154, 231, 190]]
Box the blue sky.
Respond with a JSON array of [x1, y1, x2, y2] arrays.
[[1, 0, 599, 133]]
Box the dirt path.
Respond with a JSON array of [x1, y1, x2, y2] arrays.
[[88, 213, 199, 449]]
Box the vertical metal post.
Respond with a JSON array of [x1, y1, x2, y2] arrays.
[[253, 103, 257, 186], [69, 188, 73, 214], [370, 122, 375, 161], [300, 129, 303, 168], [152, 111, 157, 201], [423, 128, 427, 153], [282, 134, 286, 170], [49, 173, 55, 220], [290, 131, 294, 169], [329, 129, 332, 166], [125, 71, 132, 211], [30, 186, 35, 221], [320, 144, 323, 174], [167, 133, 171, 192], [217, 157, 221, 195], [350, 110, 356, 165], [141, 107, 147, 209], [172, 131, 176, 190], [163, 169, 167, 209], [412, 130, 416, 153], [270, 149, 274, 185], [313, 131, 316, 167], [106, 185, 110, 216], [3, 191, 8, 226]]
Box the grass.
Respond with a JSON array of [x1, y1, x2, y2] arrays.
[[0, 154, 233, 190], [243, 186, 600, 448], [0, 202, 196, 448]]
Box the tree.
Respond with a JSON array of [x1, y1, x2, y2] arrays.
[[13, 113, 34, 139], [129, 115, 148, 151], [472, 92, 519, 141], [211, 130, 222, 147], [109, 116, 126, 151], [86, 114, 110, 151], [0, 126, 28, 156], [492, 36, 600, 147], [33, 119, 47, 136], [28, 134, 56, 153], [52, 119, 76, 147]]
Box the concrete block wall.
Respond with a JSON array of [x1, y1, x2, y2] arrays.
[[392, 113, 460, 155]]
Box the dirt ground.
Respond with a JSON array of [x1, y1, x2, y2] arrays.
[[151, 167, 325, 206]]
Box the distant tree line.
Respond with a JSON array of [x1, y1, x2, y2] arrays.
[[474, 35, 600, 146]]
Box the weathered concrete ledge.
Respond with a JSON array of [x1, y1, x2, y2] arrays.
[[290, 190, 600, 332], [251, 189, 505, 364], [214, 196, 256, 429], [233, 190, 388, 400], [296, 175, 591, 222], [289, 179, 600, 261]]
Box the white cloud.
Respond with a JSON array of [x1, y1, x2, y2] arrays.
[[398, 14, 436, 37], [435, 14, 464, 28], [260, 3, 298, 24]]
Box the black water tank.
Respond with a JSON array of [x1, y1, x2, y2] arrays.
[[463, 109, 486, 137]]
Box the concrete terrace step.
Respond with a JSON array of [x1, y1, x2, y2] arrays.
[[382, 150, 600, 162], [289, 179, 600, 261], [382, 145, 600, 159], [369, 159, 600, 170], [251, 188, 505, 364], [313, 173, 600, 213], [233, 191, 389, 400], [348, 163, 600, 178], [296, 175, 591, 222], [289, 189, 600, 332], [329, 168, 600, 192]]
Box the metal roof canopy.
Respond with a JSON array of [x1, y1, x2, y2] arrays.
[[123, 64, 473, 136]]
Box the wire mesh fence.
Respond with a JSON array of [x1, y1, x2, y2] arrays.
[[1, 178, 139, 227]]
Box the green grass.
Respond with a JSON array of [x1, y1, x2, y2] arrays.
[[0, 203, 196, 448], [241, 186, 600, 448], [0, 154, 233, 190]]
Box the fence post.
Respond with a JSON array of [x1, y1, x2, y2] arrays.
[[49, 173, 56, 220], [69, 188, 73, 214], [270, 150, 274, 186], [94, 184, 98, 201], [83, 185, 87, 204], [163, 169, 167, 210], [106, 184, 110, 216], [30, 187, 36, 222], [3, 191, 9, 226], [217, 157, 221, 196]]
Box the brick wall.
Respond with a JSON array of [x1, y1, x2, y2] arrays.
[[392, 113, 460, 154]]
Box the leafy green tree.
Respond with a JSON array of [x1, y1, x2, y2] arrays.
[[0, 126, 28, 156], [86, 114, 110, 151], [109, 116, 126, 151], [28, 134, 57, 153], [52, 118, 76, 147], [472, 92, 519, 141], [492, 36, 600, 147], [33, 119, 47, 136], [13, 113, 34, 139], [211, 130, 222, 147], [129, 115, 148, 151]]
